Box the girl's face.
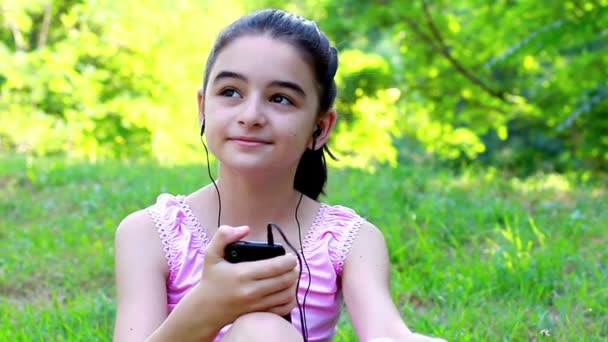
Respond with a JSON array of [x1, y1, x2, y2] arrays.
[[200, 35, 323, 176]]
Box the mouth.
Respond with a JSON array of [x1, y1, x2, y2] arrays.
[[228, 136, 272, 145]]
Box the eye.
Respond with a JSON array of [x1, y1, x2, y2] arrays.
[[270, 94, 293, 105], [220, 88, 241, 98]]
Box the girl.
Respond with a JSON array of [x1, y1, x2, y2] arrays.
[[113, 8, 446, 342]]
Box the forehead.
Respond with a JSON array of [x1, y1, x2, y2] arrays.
[[209, 35, 317, 91]]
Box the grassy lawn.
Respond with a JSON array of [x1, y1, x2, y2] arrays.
[[1, 154, 606, 341]]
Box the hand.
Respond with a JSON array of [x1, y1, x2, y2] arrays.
[[193, 225, 300, 327]]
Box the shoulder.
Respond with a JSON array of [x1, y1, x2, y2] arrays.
[[313, 202, 371, 274], [346, 220, 387, 258], [116, 193, 181, 241], [116, 208, 153, 235], [342, 219, 390, 288], [115, 207, 157, 243], [114, 193, 185, 274], [114, 207, 168, 277], [115, 195, 168, 250], [317, 202, 387, 265], [324, 204, 386, 259]]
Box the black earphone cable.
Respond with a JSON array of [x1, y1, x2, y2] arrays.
[[201, 131, 222, 227], [200, 127, 309, 341], [268, 222, 308, 341], [294, 192, 311, 339]]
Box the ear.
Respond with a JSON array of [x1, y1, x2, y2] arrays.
[[197, 88, 205, 126], [308, 108, 338, 150]]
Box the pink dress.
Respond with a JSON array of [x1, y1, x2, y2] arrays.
[[146, 193, 365, 342]]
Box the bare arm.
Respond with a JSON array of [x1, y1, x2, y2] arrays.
[[113, 210, 220, 342], [113, 210, 170, 341], [342, 221, 445, 341], [113, 212, 298, 342]]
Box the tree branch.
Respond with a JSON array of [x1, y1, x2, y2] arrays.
[[0, 4, 26, 51], [409, 0, 508, 101], [7, 20, 26, 51], [465, 98, 508, 115], [37, 3, 53, 49]]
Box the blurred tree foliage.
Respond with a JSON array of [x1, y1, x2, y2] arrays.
[[1, 0, 607, 173], [265, 0, 608, 173], [0, 0, 245, 162]]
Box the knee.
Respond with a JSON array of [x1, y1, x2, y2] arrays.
[[222, 312, 299, 341], [232, 312, 286, 332]]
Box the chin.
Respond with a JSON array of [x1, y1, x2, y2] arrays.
[[218, 154, 298, 178], [219, 157, 278, 174]]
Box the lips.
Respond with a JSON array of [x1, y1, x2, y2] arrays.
[[228, 136, 272, 145]]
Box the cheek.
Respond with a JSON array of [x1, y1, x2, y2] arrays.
[[284, 117, 314, 144], [203, 120, 224, 153], [204, 106, 231, 134], [286, 128, 308, 147]]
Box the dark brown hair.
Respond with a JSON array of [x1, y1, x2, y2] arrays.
[[202, 9, 339, 199]]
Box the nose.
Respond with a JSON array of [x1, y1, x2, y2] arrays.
[[237, 94, 266, 128]]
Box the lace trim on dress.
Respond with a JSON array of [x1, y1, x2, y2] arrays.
[[333, 213, 364, 275], [176, 195, 210, 248], [145, 194, 207, 283], [302, 203, 365, 275], [146, 204, 181, 283], [300, 203, 328, 253]]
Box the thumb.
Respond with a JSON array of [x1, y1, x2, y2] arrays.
[[206, 225, 249, 260]]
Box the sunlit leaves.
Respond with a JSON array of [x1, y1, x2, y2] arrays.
[[403, 105, 486, 160], [1, 0, 606, 172], [0, 0, 247, 163], [331, 88, 401, 170], [327, 49, 401, 169], [299, 0, 608, 172]]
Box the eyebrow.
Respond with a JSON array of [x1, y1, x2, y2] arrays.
[[213, 70, 307, 98], [270, 80, 307, 98], [214, 70, 247, 83]]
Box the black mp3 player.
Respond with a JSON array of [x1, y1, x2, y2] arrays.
[[224, 241, 286, 263], [224, 241, 292, 323]]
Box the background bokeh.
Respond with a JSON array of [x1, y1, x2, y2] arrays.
[[2, 0, 606, 173], [1, 1, 607, 341]]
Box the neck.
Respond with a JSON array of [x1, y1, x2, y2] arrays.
[[210, 165, 302, 236]]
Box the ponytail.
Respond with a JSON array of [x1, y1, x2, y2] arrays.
[[294, 145, 337, 200]]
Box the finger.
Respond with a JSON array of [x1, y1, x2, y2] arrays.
[[241, 254, 298, 280], [248, 266, 298, 297], [266, 298, 298, 317], [252, 286, 295, 311], [206, 225, 250, 260]]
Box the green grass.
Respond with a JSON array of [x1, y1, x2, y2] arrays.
[[1, 154, 606, 341]]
